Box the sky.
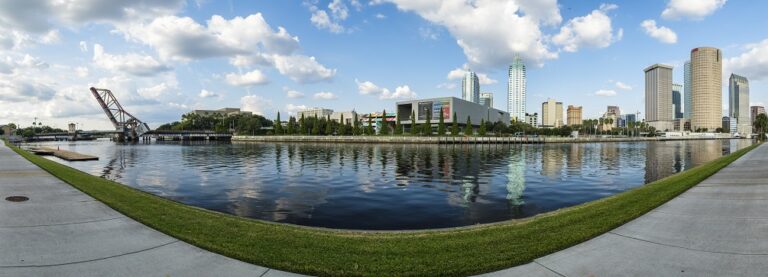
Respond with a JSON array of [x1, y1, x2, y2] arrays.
[[1, 0, 767, 130]]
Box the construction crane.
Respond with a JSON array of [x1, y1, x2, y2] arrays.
[[89, 87, 150, 142]]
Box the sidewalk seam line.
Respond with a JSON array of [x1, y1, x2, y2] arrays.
[[608, 232, 768, 256], [0, 240, 180, 268], [0, 216, 127, 229], [533, 261, 566, 277]]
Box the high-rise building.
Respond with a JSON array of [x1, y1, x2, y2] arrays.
[[508, 54, 526, 121], [752, 106, 766, 127], [722, 116, 731, 132], [625, 113, 637, 124], [644, 64, 674, 131], [479, 92, 493, 107], [606, 106, 621, 116], [541, 98, 563, 128], [729, 74, 750, 135], [525, 113, 538, 127], [684, 60, 692, 119], [462, 71, 480, 104], [567, 105, 583, 126], [691, 47, 722, 131], [672, 83, 683, 119]]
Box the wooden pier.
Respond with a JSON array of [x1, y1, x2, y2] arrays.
[[30, 147, 99, 161]]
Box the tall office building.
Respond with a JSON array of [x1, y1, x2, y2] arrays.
[[606, 106, 621, 116], [644, 64, 674, 131], [672, 83, 683, 119], [684, 61, 692, 119], [479, 92, 493, 107], [752, 106, 766, 126], [541, 98, 563, 128], [729, 74, 750, 135], [567, 105, 583, 126], [508, 54, 526, 121], [462, 71, 480, 104], [691, 47, 722, 131]]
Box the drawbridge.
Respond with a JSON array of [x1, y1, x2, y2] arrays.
[[90, 87, 150, 142]]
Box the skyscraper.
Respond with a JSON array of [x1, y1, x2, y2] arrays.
[[508, 54, 526, 121], [644, 64, 674, 131], [729, 74, 750, 135], [691, 47, 722, 131], [541, 98, 563, 128], [462, 71, 480, 104], [567, 105, 582, 126], [672, 83, 683, 119], [684, 60, 692, 119], [479, 92, 493, 107]]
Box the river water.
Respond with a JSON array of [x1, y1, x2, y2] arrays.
[[25, 139, 753, 230]]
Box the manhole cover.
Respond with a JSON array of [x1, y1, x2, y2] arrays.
[[5, 196, 29, 202]]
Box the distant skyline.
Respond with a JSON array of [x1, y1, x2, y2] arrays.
[[0, 0, 767, 130]]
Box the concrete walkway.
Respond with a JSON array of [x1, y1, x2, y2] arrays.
[[0, 143, 299, 277], [484, 143, 768, 276]]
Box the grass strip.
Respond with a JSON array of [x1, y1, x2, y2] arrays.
[[5, 140, 759, 276]]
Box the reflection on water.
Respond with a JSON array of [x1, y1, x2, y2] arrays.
[[25, 139, 753, 230]]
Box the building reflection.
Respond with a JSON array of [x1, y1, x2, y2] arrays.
[[506, 149, 525, 205]]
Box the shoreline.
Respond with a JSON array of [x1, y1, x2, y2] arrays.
[[233, 134, 745, 144], [5, 137, 759, 276]]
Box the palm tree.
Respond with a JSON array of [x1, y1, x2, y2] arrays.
[[754, 113, 768, 141]]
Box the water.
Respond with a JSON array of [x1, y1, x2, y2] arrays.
[[23, 139, 753, 230]]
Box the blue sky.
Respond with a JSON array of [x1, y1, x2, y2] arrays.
[[1, 0, 767, 130]]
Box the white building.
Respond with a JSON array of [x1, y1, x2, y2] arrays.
[[297, 107, 334, 119], [508, 54, 526, 121], [644, 64, 674, 131], [462, 71, 480, 104], [479, 92, 493, 107], [684, 60, 692, 119]]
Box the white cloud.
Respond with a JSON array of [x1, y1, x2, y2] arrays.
[[329, 0, 349, 20], [285, 103, 308, 114], [613, 81, 632, 90], [240, 95, 272, 115], [595, 89, 617, 97], [378, 0, 559, 68], [225, 69, 270, 86], [640, 20, 678, 44], [383, 85, 416, 100], [437, 82, 457, 90], [0, 78, 56, 102], [724, 39, 768, 81], [375, 13, 386, 19], [138, 82, 177, 99], [661, 0, 727, 20], [92, 44, 171, 76], [552, 4, 621, 53], [311, 10, 345, 33], [313, 91, 338, 100], [446, 67, 497, 85], [283, 87, 304, 98], [75, 66, 89, 77], [79, 41, 88, 52], [355, 79, 416, 100], [199, 89, 219, 98], [272, 55, 336, 83]]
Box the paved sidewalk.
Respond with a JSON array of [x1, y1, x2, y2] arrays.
[[483, 143, 768, 276], [0, 143, 300, 277]]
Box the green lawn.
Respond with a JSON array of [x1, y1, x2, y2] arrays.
[[5, 140, 758, 276]]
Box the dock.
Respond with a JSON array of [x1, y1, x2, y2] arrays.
[[30, 147, 99, 161]]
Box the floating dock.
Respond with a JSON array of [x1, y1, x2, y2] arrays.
[[30, 147, 98, 161]]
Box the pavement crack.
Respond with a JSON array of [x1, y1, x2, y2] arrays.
[[534, 261, 566, 277], [0, 216, 127, 228], [258, 269, 271, 277], [608, 232, 768, 256], [0, 240, 180, 268]]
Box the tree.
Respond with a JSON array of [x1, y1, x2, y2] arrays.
[[437, 107, 446, 136], [755, 113, 768, 141], [478, 118, 486, 136], [464, 116, 473, 136], [451, 112, 459, 136], [367, 114, 374, 135], [353, 113, 361, 135], [380, 110, 390, 135], [339, 114, 346, 135], [273, 112, 283, 135], [394, 113, 402, 135], [325, 115, 333, 135], [422, 110, 431, 136], [311, 115, 320, 135], [410, 110, 418, 135]]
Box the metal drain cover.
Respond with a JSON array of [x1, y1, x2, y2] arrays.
[[5, 196, 29, 202]]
